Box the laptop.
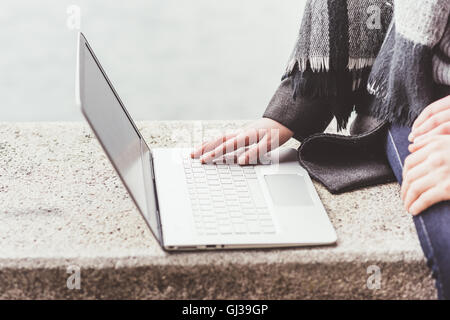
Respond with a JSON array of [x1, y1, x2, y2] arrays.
[[76, 32, 337, 251]]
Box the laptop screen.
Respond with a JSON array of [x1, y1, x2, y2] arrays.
[[79, 37, 161, 243]]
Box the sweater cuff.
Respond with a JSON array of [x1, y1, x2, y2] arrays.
[[263, 78, 334, 142]]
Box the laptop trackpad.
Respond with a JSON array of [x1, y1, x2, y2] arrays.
[[264, 174, 314, 207]]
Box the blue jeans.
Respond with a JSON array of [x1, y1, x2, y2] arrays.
[[386, 124, 450, 299]]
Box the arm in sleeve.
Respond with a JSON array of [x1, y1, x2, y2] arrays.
[[263, 77, 334, 142]]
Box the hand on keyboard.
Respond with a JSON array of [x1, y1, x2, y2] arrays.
[[191, 118, 293, 165]]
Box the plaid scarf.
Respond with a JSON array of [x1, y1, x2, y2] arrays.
[[284, 0, 450, 129], [367, 0, 450, 126]]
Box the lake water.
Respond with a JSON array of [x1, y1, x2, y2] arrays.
[[0, 0, 305, 121]]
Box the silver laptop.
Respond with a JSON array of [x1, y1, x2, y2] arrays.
[[76, 32, 336, 251]]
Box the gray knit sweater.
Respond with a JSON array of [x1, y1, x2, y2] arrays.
[[265, 1, 450, 139], [434, 20, 450, 86], [263, 1, 450, 193]]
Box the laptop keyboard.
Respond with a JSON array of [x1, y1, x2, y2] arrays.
[[183, 157, 276, 236]]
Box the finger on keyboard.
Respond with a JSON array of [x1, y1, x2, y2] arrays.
[[192, 133, 237, 159], [209, 135, 249, 162], [212, 148, 247, 164], [238, 137, 269, 165], [200, 131, 253, 163]]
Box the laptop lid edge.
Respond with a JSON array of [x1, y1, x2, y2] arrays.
[[76, 32, 164, 247]]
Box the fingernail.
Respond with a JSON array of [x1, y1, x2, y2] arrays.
[[237, 156, 245, 165], [405, 203, 415, 214], [408, 133, 414, 142], [212, 157, 224, 164]]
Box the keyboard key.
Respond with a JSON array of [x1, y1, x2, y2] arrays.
[[204, 221, 217, 229], [226, 208, 239, 214], [233, 223, 247, 234], [222, 190, 234, 197], [182, 156, 274, 236], [259, 219, 274, 227], [234, 180, 246, 186], [245, 214, 258, 221], [239, 197, 252, 204], [262, 226, 276, 234], [247, 223, 261, 234], [213, 202, 226, 208], [230, 211, 243, 218], [247, 180, 267, 208], [215, 213, 229, 220], [238, 191, 251, 198], [230, 214, 244, 223], [257, 211, 270, 217], [214, 209, 228, 215], [219, 225, 233, 234], [240, 202, 254, 209], [236, 186, 248, 193], [222, 184, 235, 190], [203, 216, 217, 223]]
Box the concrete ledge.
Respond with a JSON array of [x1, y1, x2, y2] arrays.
[[0, 121, 436, 299]]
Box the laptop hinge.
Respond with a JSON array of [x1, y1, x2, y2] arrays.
[[148, 151, 164, 245], [149, 150, 156, 179]]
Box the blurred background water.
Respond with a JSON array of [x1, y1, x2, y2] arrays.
[[0, 0, 306, 121]]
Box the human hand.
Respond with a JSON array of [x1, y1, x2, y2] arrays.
[[191, 118, 294, 165], [408, 95, 450, 143], [401, 134, 450, 215], [401, 96, 450, 215]]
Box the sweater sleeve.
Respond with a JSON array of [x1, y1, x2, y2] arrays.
[[263, 77, 334, 142]]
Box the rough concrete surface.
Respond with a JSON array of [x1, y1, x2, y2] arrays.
[[0, 121, 436, 299]]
